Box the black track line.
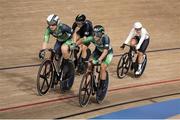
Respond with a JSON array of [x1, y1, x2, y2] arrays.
[[57, 92, 180, 119], [0, 47, 180, 71]]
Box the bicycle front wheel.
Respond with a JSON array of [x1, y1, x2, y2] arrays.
[[79, 73, 92, 107], [37, 59, 54, 96], [116, 53, 130, 78]]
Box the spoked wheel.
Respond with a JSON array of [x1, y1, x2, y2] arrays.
[[79, 73, 92, 107], [116, 53, 130, 78], [134, 54, 147, 78], [37, 59, 54, 96], [60, 60, 75, 92], [96, 71, 109, 104]]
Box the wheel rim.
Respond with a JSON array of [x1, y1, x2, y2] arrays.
[[37, 60, 53, 95], [117, 53, 130, 78], [79, 73, 92, 107], [60, 61, 75, 91]]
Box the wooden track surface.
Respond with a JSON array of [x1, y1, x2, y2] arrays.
[[0, 0, 180, 119]]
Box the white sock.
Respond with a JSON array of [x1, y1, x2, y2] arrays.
[[138, 63, 142, 70]]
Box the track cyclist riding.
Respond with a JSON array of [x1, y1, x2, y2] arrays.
[[78, 25, 113, 104], [72, 14, 93, 74], [38, 14, 76, 93], [120, 22, 150, 75]]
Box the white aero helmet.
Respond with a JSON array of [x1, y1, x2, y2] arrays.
[[133, 22, 142, 29], [47, 14, 59, 25]]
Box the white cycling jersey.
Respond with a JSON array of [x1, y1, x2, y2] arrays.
[[124, 27, 150, 50]]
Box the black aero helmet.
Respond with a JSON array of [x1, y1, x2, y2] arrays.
[[47, 14, 59, 26], [75, 14, 86, 22], [94, 25, 105, 37]]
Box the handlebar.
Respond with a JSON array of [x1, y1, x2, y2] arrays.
[[123, 44, 137, 52], [84, 60, 101, 66]]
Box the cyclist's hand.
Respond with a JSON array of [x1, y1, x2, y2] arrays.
[[39, 49, 45, 60], [132, 46, 137, 52], [70, 43, 78, 50], [120, 44, 125, 50], [92, 59, 101, 65]]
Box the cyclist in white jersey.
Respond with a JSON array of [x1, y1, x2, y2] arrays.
[[121, 22, 150, 75]]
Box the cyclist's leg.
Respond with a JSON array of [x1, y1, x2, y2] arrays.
[[81, 36, 92, 61], [54, 40, 63, 56], [100, 50, 113, 84], [130, 36, 139, 47], [98, 50, 113, 99], [61, 39, 73, 62], [77, 39, 91, 73], [136, 38, 149, 74]]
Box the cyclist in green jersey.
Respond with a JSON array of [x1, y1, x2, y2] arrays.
[[76, 25, 113, 99], [39, 14, 74, 64]]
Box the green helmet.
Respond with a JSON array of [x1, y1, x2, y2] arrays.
[[93, 25, 105, 37]]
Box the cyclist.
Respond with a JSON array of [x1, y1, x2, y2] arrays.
[[39, 14, 74, 65], [120, 21, 150, 75], [76, 25, 113, 100], [72, 14, 93, 74]]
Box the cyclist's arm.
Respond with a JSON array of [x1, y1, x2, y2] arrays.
[[99, 49, 108, 62], [124, 28, 134, 44], [136, 33, 145, 50], [76, 36, 93, 45], [99, 35, 110, 61], [72, 22, 80, 43], [42, 28, 50, 49]]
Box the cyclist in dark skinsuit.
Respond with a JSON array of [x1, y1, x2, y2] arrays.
[[72, 14, 93, 73], [76, 25, 113, 100], [39, 14, 74, 65]]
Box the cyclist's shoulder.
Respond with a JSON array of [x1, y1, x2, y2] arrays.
[[101, 34, 110, 43], [84, 20, 93, 28], [58, 23, 72, 32]]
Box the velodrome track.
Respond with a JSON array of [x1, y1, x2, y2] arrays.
[[0, 0, 180, 119]]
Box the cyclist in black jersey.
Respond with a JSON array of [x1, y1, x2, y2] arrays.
[[72, 14, 93, 74]]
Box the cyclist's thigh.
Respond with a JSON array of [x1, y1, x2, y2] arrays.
[[102, 51, 113, 66], [64, 39, 73, 46], [138, 38, 149, 53], [54, 40, 63, 54], [92, 48, 101, 60]]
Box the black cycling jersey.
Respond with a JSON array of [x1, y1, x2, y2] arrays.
[[72, 20, 93, 38]]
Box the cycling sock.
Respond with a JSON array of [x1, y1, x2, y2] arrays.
[[138, 63, 142, 70]]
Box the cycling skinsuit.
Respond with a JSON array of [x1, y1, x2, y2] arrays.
[[72, 20, 93, 46], [82, 34, 113, 65], [44, 23, 73, 54]]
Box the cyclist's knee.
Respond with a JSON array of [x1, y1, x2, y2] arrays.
[[61, 44, 69, 53], [101, 63, 107, 71], [137, 51, 144, 56], [61, 44, 69, 59], [130, 38, 137, 46]]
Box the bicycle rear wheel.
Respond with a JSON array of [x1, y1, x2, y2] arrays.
[[96, 71, 109, 104], [60, 60, 75, 92], [37, 59, 54, 96], [79, 73, 92, 107], [116, 53, 130, 78]]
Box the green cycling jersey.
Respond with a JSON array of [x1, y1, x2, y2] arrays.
[[44, 23, 72, 43], [82, 34, 112, 52]]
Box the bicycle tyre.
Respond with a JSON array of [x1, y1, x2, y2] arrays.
[[116, 53, 130, 78], [79, 73, 92, 107], [37, 59, 54, 96]]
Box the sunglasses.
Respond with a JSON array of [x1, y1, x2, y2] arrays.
[[135, 28, 142, 31], [94, 32, 102, 38]]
